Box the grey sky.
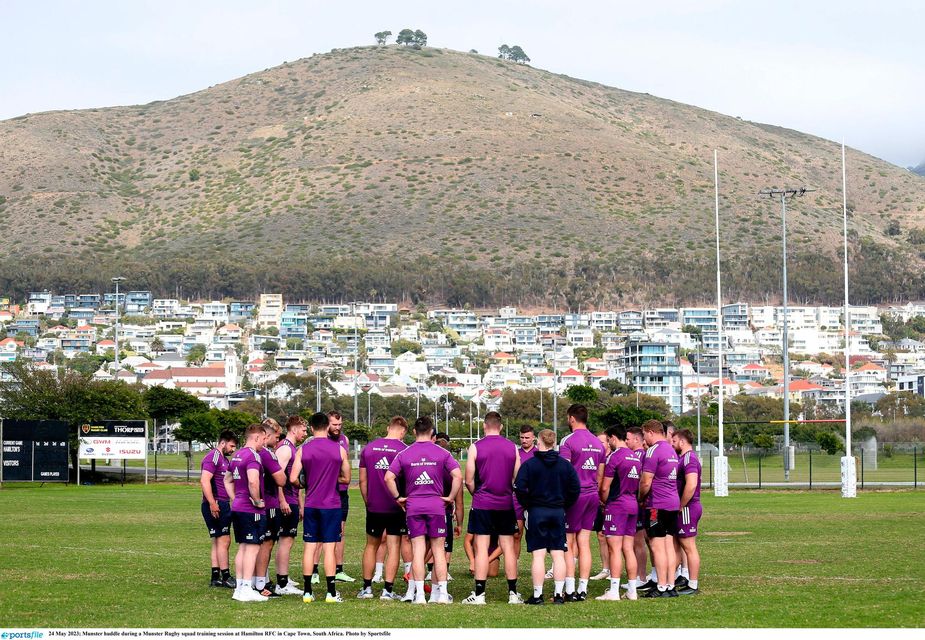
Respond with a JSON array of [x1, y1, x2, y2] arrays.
[[3, 0, 922, 167]]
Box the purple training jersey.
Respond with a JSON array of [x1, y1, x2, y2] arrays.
[[359, 437, 408, 513], [677, 449, 702, 504], [201, 447, 230, 503], [559, 428, 606, 494], [388, 441, 460, 517], [229, 447, 264, 514], [276, 438, 300, 505], [258, 447, 284, 509], [642, 440, 680, 510], [603, 447, 641, 511], [471, 435, 518, 511], [518, 446, 536, 464], [300, 437, 343, 510], [335, 432, 350, 492]]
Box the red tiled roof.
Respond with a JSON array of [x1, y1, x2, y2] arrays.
[[561, 368, 583, 377]]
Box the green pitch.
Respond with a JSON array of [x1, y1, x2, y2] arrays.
[[0, 484, 922, 627]]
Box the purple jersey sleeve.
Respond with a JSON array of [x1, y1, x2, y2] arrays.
[[259, 448, 283, 509], [200, 448, 229, 503]]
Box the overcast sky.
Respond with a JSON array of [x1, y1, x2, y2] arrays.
[[3, 0, 922, 167]]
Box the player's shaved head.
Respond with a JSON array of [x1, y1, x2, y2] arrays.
[[484, 411, 502, 429]]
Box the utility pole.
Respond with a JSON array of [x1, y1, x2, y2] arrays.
[[111, 276, 125, 375], [552, 346, 558, 439], [353, 325, 358, 423], [759, 186, 816, 481], [840, 142, 856, 498]]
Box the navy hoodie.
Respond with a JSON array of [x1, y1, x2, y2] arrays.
[[514, 448, 580, 510]]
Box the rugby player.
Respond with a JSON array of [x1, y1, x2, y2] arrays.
[[638, 419, 680, 598], [289, 412, 351, 603], [253, 420, 287, 598], [199, 430, 238, 588], [514, 429, 580, 605], [357, 416, 409, 600], [385, 416, 462, 605], [513, 425, 536, 560], [328, 411, 356, 583], [223, 424, 269, 602], [671, 428, 702, 596], [625, 426, 649, 589], [462, 411, 522, 605], [558, 404, 605, 601], [435, 432, 463, 585], [591, 432, 612, 582], [273, 415, 308, 595], [596, 426, 641, 601]]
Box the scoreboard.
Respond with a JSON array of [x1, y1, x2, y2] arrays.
[[1, 419, 70, 482]]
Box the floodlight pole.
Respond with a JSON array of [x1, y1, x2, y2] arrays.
[[713, 151, 728, 497], [759, 186, 816, 481], [841, 142, 857, 498], [552, 346, 558, 440], [353, 325, 358, 422], [112, 277, 125, 375]]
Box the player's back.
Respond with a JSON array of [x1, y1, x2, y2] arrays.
[[360, 437, 407, 513], [389, 441, 457, 516], [229, 447, 264, 513], [472, 434, 517, 510], [678, 450, 702, 503], [559, 428, 605, 493], [201, 447, 230, 502], [301, 437, 342, 510], [643, 440, 680, 510], [276, 438, 300, 505]]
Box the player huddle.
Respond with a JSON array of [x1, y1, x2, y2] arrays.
[[198, 405, 702, 604]]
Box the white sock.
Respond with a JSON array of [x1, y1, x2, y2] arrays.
[[565, 577, 575, 593], [430, 583, 441, 599], [236, 578, 243, 588], [374, 562, 384, 576], [681, 567, 690, 579], [534, 584, 543, 598], [627, 580, 637, 595], [404, 562, 412, 573], [609, 578, 620, 594], [438, 581, 447, 596], [414, 580, 424, 593], [578, 578, 588, 593], [657, 583, 667, 592], [689, 579, 698, 589], [255, 576, 266, 589], [675, 566, 683, 578], [554, 580, 565, 596], [241, 579, 252, 589], [649, 568, 657, 581]]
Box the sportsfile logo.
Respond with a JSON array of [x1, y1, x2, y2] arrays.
[[414, 471, 435, 485], [2, 632, 44, 639], [581, 457, 597, 470], [374, 457, 390, 470]]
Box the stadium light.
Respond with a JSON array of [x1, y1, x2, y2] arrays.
[[841, 142, 857, 498], [111, 276, 126, 375], [758, 185, 816, 481], [713, 152, 729, 497]]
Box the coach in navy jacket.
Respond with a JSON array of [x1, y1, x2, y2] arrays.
[[514, 434, 580, 510]]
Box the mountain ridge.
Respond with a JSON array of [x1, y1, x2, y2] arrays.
[[1, 45, 924, 307]]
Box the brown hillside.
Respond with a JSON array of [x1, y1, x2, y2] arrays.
[[1, 45, 923, 306]]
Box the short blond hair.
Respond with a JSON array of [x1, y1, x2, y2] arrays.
[[538, 429, 556, 448]]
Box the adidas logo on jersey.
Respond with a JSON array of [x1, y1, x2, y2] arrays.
[[374, 457, 390, 470], [414, 471, 435, 486], [668, 468, 677, 480], [581, 458, 598, 470], [627, 466, 639, 479]]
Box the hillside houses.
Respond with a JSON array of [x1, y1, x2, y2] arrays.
[[2, 292, 924, 417]]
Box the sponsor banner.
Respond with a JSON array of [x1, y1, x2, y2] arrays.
[[78, 420, 147, 460], [79, 437, 146, 460], [0, 420, 69, 482]]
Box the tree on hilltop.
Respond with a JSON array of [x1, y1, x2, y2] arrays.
[[498, 44, 511, 59], [374, 31, 392, 45], [413, 30, 427, 48], [396, 29, 415, 46], [509, 45, 530, 64]]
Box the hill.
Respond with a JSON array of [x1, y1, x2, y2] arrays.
[[1, 45, 924, 307]]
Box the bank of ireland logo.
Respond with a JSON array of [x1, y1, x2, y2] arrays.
[[415, 471, 435, 486]]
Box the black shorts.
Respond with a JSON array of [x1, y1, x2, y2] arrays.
[[524, 507, 567, 553], [339, 489, 349, 522], [593, 506, 605, 533], [262, 507, 282, 542], [644, 508, 680, 539], [467, 508, 518, 536], [201, 500, 231, 538], [280, 503, 301, 538], [444, 512, 455, 553], [366, 510, 407, 537], [232, 511, 266, 544]]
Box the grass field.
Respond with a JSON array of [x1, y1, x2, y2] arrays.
[[0, 484, 922, 628]]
